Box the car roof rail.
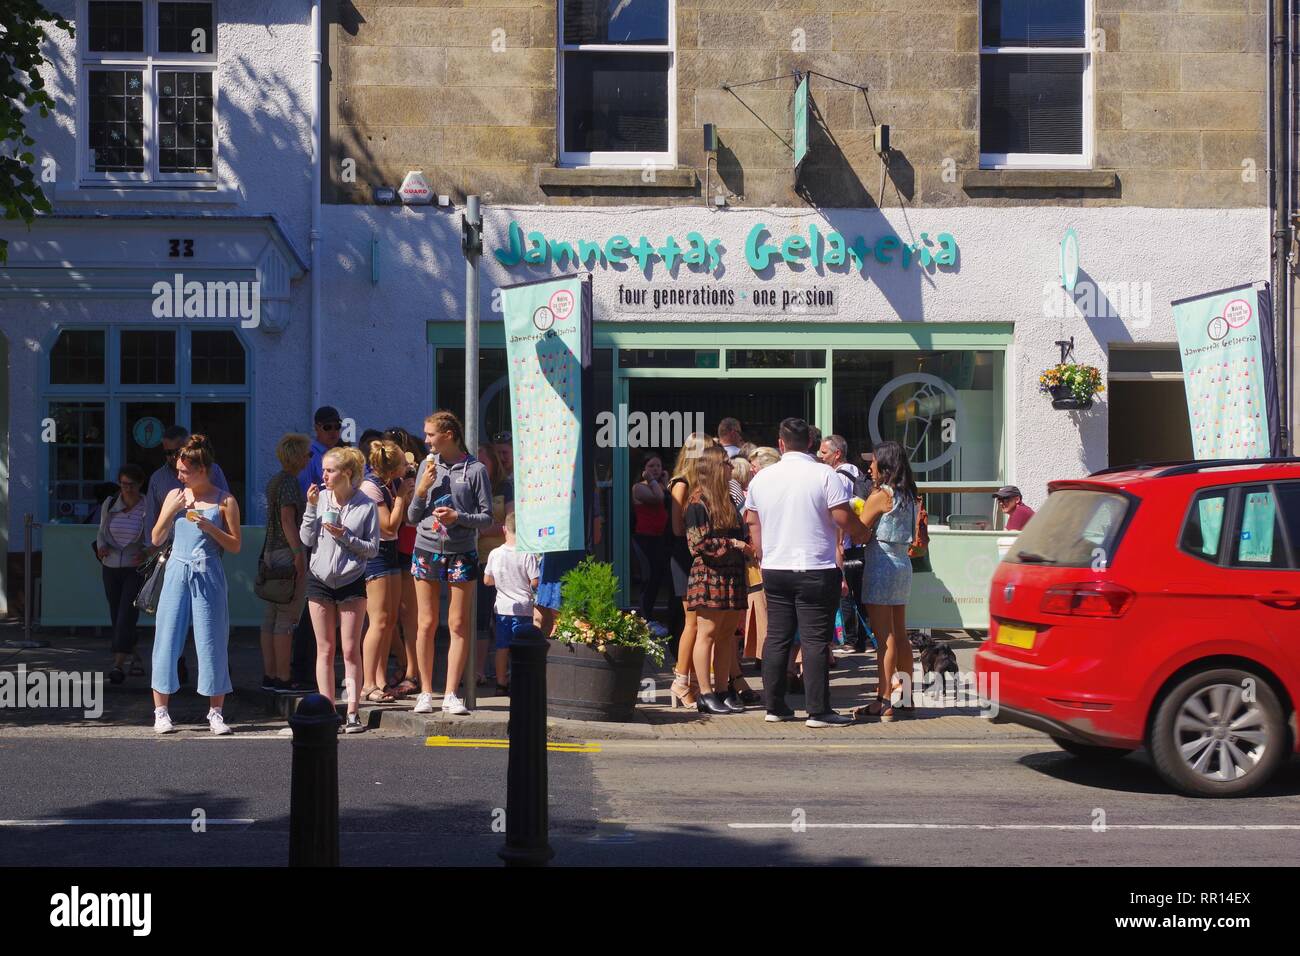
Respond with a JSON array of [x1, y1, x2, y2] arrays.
[[1152, 457, 1300, 478], [1089, 457, 1300, 479]]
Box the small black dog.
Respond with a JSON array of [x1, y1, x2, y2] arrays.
[[911, 633, 960, 694]]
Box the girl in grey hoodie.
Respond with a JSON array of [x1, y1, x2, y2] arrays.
[[406, 411, 493, 716], [301, 446, 379, 732]]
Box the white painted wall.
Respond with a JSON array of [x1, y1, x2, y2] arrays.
[[0, 2, 314, 529]]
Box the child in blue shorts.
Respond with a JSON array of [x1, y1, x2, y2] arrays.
[[482, 513, 540, 695]]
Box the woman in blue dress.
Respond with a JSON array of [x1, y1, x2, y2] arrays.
[[150, 435, 242, 734], [857, 440, 918, 722]]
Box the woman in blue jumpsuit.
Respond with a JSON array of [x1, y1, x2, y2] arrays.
[[150, 435, 243, 734]]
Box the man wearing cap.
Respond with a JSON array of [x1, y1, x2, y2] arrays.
[[994, 486, 1035, 531], [298, 405, 346, 497]]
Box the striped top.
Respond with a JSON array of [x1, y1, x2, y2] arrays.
[[107, 502, 147, 549]]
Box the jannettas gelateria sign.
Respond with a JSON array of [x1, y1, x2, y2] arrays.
[[493, 220, 958, 274]]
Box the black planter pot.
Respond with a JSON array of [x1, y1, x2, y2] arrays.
[[546, 640, 646, 722], [1048, 384, 1094, 411]]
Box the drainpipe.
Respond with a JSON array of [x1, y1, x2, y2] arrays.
[[1270, 0, 1292, 454], [310, 0, 323, 414]]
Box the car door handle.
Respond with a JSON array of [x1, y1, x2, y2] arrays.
[[1254, 591, 1300, 609]]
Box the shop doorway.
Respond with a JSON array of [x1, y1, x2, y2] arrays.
[[1108, 347, 1192, 468], [623, 376, 817, 614]]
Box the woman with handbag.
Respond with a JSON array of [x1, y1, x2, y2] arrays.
[[96, 463, 150, 684], [150, 435, 242, 734], [855, 440, 918, 722], [258, 434, 312, 692]]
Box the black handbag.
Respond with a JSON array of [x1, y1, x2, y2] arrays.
[[134, 544, 171, 615]]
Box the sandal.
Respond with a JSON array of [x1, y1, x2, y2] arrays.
[[364, 687, 395, 703], [390, 677, 419, 698], [129, 657, 145, 677], [852, 696, 889, 720], [108, 667, 125, 686]]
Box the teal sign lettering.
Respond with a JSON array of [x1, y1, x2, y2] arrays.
[[494, 220, 958, 276]]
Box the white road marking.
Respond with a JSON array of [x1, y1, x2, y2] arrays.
[[729, 823, 1300, 831], [0, 818, 255, 827]]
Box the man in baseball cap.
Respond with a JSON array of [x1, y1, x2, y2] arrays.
[[993, 485, 1035, 531], [299, 405, 345, 496]]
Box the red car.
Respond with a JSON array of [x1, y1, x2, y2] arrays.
[[975, 458, 1300, 797]]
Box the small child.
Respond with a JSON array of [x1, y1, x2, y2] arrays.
[[482, 512, 541, 695]]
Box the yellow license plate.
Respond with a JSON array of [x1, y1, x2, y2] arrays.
[[996, 623, 1037, 649]]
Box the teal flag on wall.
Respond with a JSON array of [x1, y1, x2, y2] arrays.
[[501, 274, 593, 553], [1172, 282, 1277, 460], [793, 74, 810, 172]]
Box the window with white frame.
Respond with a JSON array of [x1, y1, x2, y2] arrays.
[[979, 0, 1091, 168], [80, 0, 217, 182], [558, 0, 675, 167]]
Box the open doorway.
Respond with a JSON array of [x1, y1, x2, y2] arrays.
[[623, 376, 818, 614], [1108, 346, 1192, 467]]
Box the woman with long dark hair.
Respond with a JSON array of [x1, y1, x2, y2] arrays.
[[685, 445, 753, 714], [857, 440, 918, 722]]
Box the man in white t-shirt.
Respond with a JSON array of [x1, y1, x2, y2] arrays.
[[745, 418, 871, 727]]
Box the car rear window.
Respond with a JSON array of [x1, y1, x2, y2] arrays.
[[1003, 489, 1132, 568]]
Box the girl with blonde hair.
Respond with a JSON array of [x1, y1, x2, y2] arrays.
[[667, 432, 715, 707], [302, 444, 380, 733], [359, 439, 415, 702]]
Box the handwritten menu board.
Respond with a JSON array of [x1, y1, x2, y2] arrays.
[[1172, 284, 1273, 460], [501, 275, 589, 552]]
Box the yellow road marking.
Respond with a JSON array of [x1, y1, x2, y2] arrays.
[[424, 735, 601, 753]]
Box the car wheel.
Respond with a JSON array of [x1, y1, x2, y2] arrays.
[[1051, 737, 1133, 760], [1149, 667, 1286, 798]]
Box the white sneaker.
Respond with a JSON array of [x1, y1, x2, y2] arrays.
[[153, 708, 175, 734], [207, 708, 232, 735], [413, 692, 435, 714], [442, 693, 470, 716]]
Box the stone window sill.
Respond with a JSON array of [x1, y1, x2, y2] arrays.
[[962, 169, 1118, 191], [539, 166, 699, 190], [55, 183, 239, 204]]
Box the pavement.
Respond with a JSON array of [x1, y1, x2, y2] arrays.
[[0, 620, 1035, 743]]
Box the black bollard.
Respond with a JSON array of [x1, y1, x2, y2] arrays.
[[288, 693, 340, 867], [498, 625, 554, 867]]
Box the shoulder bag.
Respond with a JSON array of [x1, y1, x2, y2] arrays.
[[134, 543, 171, 614], [255, 475, 298, 604]]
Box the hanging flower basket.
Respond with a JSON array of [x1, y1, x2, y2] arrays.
[[1039, 364, 1103, 411]]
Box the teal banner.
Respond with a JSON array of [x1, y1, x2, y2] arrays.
[[1172, 283, 1273, 459], [501, 274, 592, 552], [793, 74, 810, 171]]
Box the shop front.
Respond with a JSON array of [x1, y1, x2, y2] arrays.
[[319, 201, 1269, 623]]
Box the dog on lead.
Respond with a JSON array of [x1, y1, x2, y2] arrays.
[[912, 633, 960, 695]]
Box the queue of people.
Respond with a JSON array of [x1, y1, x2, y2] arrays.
[[96, 404, 977, 734]]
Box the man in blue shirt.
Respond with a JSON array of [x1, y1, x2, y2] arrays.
[[298, 405, 345, 496]]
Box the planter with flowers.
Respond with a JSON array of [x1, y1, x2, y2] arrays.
[[547, 557, 665, 722], [1039, 363, 1104, 411]]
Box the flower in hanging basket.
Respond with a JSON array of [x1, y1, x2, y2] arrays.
[[1039, 363, 1104, 403]]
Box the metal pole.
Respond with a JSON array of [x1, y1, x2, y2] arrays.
[[288, 693, 340, 867], [2, 515, 47, 649], [23, 514, 32, 644], [498, 624, 553, 866], [1272, 0, 1292, 453], [464, 194, 481, 709]]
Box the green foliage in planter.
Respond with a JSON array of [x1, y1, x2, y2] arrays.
[[1038, 363, 1104, 402], [552, 557, 665, 665]]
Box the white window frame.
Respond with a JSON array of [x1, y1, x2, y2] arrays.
[[978, 0, 1093, 170], [78, 0, 219, 185], [557, 0, 676, 169]]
